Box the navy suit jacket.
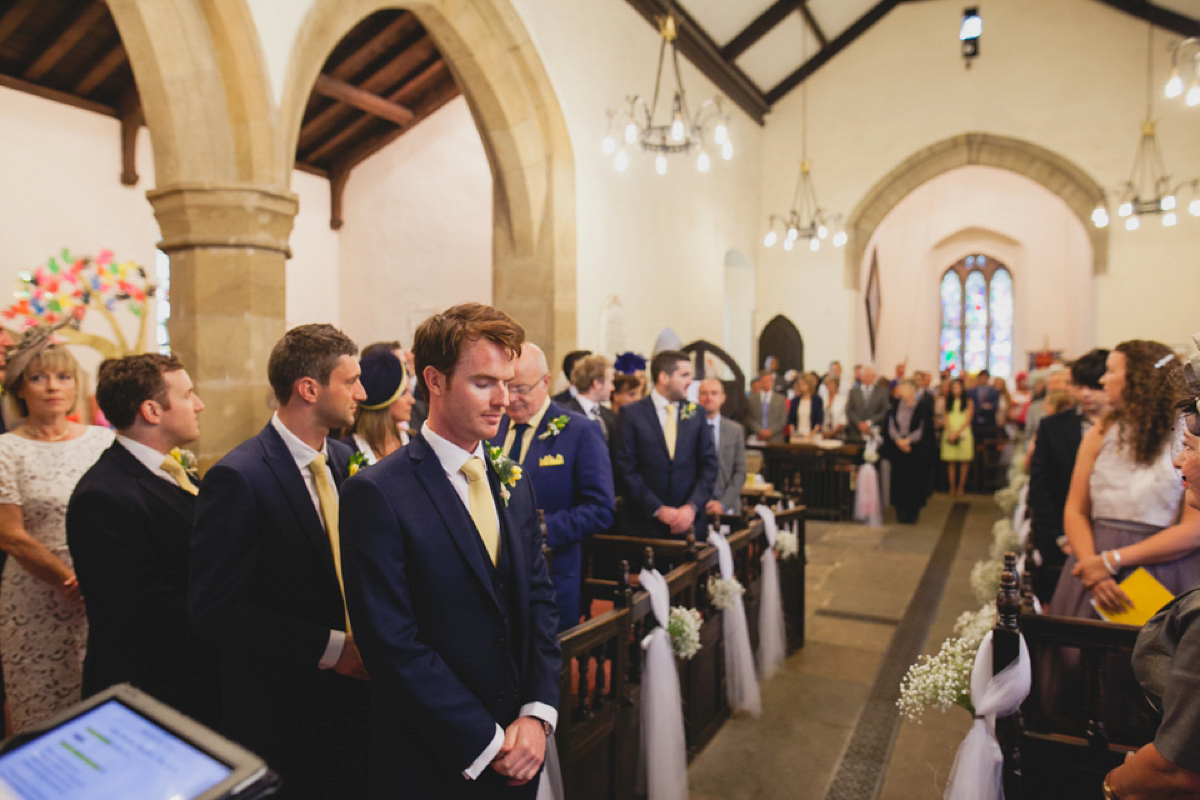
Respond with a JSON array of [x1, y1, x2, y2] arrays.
[[1029, 408, 1085, 572], [491, 402, 615, 630], [190, 423, 367, 799], [67, 441, 219, 726], [615, 395, 718, 538], [339, 431, 560, 797]]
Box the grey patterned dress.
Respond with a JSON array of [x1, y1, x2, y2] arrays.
[[0, 426, 113, 732]]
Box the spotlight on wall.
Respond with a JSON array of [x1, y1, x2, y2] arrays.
[[960, 7, 981, 67]]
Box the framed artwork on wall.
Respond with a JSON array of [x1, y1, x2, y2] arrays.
[[865, 249, 882, 360]]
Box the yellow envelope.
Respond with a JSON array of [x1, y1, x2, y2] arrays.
[[538, 453, 565, 467], [1094, 567, 1175, 627]]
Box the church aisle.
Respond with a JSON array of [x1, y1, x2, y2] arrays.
[[687, 494, 1000, 800]]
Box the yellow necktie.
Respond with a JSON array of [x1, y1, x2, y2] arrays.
[[309, 454, 352, 634], [159, 456, 199, 496], [460, 457, 500, 566], [664, 402, 678, 459]]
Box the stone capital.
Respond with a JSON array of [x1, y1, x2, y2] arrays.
[[147, 183, 299, 257]]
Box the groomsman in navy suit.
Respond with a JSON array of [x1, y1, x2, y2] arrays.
[[491, 343, 614, 631], [615, 350, 718, 538], [190, 324, 370, 800], [340, 304, 559, 798]]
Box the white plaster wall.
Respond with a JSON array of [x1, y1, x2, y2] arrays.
[[860, 165, 1094, 376], [335, 95, 492, 350], [758, 0, 1200, 369], [0, 86, 160, 383], [287, 170, 341, 329]]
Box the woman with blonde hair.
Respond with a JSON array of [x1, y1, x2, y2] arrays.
[[0, 326, 113, 731], [345, 350, 413, 464]]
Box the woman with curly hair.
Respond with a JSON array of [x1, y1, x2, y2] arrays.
[[1048, 340, 1200, 619]]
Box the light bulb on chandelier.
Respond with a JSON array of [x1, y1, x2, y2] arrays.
[[655, 154, 668, 175], [764, 230, 777, 247], [1166, 68, 1184, 98], [809, 238, 820, 252], [714, 122, 728, 145], [624, 122, 638, 144], [1162, 195, 1177, 211], [602, 135, 615, 155], [1188, 82, 1200, 106], [1163, 212, 1178, 226], [697, 150, 710, 172], [833, 231, 848, 247], [614, 149, 629, 172], [1118, 201, 1134, 218], [1092, 204, 1109, 228], [1126, 215, 1140, 230], [783, 237, 795, 251], [1191, 198, 1200, 216]]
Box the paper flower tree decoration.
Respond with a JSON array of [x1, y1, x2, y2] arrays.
[[1, 249, 157, 358]]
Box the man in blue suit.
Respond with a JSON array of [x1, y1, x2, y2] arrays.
[[615, 350, 718, 538], [491, 343, 614, 632], [190, 324, 370, 799], [340, 304, 559, 799]]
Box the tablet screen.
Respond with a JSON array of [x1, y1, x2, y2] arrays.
[[0, 699, 232, 800]]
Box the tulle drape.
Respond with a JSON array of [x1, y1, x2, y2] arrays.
[[943, 631, 1031, 800], [535, 733, 565, 800], [637, 569, 689, 800], [754, 505, 787, 680], [707, 528, 762, 717], [854, 462, 882, 526]]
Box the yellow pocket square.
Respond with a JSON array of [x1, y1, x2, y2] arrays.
[[538, 453, 565, 467]]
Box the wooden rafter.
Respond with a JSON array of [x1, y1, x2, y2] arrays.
[[117, 89, 142, 186], [0, 73, 114, 116], [72, 44, 127, 96], [766, 0, 901, 105], [313, 74, 414, 126], [799, 2, 828, 48], [721, 0, 801, 61], [1091, 0, 1200, 37], [326, 12, 420, 81], [23, 0, 108, 81], [0, 0, 39, 45], [623, 0, 769, 124]]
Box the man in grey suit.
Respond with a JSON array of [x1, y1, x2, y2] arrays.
[[845, 365, 889, 442], [700, 379, 746, 516], [744, 370, 788, 443]]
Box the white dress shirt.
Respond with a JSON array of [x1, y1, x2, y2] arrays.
[[575, 393, 600, 421], [421, 423, 557, 779], [651, 388, 676, 431], [116, 434, 178, 485], [269, 414, 345, 670]]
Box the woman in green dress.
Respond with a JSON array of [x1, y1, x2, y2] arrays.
[[941, 378, 974, 495]]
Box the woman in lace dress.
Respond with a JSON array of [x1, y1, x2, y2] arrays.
[[0, 330, 113, 732], [1049, 340, 1200, 619]]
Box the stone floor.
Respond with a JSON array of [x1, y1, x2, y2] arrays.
[[688, 493, 1002, 800]]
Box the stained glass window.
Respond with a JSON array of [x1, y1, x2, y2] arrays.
[[937, 256, 1014, 378]]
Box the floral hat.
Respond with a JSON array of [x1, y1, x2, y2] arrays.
[[3, 318, 72, 395]]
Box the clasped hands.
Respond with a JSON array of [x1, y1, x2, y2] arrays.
[[1072, 554, 1132, 613], [656, 503, 697, 535], [492, 716, 546, 785]]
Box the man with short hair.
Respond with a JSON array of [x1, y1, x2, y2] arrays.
[[340, 304, 560, 798], [190, 323, 370, 799], [490, 343, 614, 631], [1027, 349, 1110, 602], [615, 350, 717, 538], [699, 378, 746, 517], [969, 368, 1000, 435], [563, 353, 618, 442], [845, 365, 889, 442], [818, 360, 844, 405], [551, 349, 591, 406], [1024, 364, 1069, 446], [67, 354, 219, 725], [744, 370, 787, 443]]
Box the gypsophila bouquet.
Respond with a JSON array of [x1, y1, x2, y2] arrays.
[[970, 558, 1004, 605], [774, 529, 800, 560], [955, 601, 997, 643], [667, 606, 703, 660], [994, 484, 1021, 515], [897, 604, 993, 723], [707, 575, 745, 611], [990, 519, 1020, 562]]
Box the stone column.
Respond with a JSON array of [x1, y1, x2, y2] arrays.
[[148, 184, 298, 467]]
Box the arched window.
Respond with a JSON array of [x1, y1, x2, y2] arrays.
[[938, 255, 1013, 377]]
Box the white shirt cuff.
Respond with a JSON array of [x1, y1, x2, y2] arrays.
[[519, 702, 557, 733], [463, 724, 505, 780], [318, 629, 345, 670]]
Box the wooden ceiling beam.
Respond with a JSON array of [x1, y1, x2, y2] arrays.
[[799, 1, 828, 48], [23, 1, 109, 81], [721, 0, 801, 61], [117, 90, 142, 186], [302, 58, 448, 164], [1091, 0, 1200, 37], [0, 73, 114, 116], [0, 0, 40, 46], [314, 74, 414, 126], [766, 0, 901, 105], [623, 0, 769, 124], [72, 44, 128, 96], [327, 12, 420, 80]]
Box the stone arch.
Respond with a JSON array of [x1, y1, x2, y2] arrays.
[[279, 0, 577, 362], [844, 132, 1107, 290]]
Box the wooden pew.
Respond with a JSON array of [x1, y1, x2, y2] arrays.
[[755, 442, 860, 520], [994, 553, 1156, 800]]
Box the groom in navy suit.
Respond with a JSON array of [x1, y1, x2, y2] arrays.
[[615, 350, 718, 538], [340, 304, 559, 799], [491, 342, 614, 631]]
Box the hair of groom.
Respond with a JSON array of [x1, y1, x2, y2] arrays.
[[412, 303, 525, 396], [650, 350, 688, 384], [96, 353, 184, 430], [268, 323, 358, 404]]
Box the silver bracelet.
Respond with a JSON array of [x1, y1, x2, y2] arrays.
[[1101, 550, 1118, 576], [1111, 549, 1122, 567]]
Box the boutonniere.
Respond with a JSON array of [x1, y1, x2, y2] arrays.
[[486, 445, 523, 506], [537, 414, 569, 440], [347, 451, 367, 476], [169, 447, 198, 474], [680, 402, 699, 421]]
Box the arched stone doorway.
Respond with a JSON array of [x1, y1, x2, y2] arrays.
[[758, 315, 804, 376], [844, 132, 1107, 290], [280, 0, 577, 369]]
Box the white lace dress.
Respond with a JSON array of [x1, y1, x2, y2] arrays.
[[0, 427, 113, 731]]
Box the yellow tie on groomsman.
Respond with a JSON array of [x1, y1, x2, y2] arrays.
[[160, 455, 199, 496], [664, 402, 678, 459], [309, 453, 351, 634], [460, 457, 500, 566]]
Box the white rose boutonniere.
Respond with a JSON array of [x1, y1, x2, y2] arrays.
[[486, 445, 523, 507], [537, 414, 569, 441], [169, 447, 198, 475], [680, 402, 699, 421]]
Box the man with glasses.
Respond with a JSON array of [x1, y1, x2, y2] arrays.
[[491, 343, 614, 631]]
